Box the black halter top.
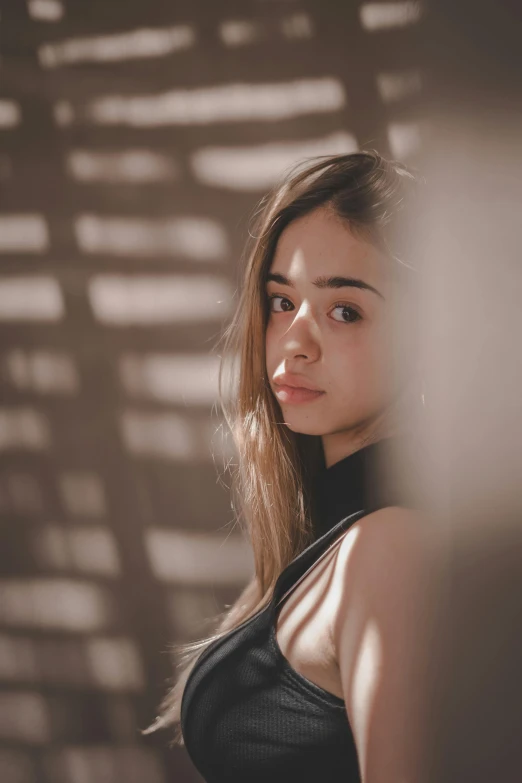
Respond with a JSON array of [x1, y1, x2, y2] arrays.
[[180, 436, 407, 783]]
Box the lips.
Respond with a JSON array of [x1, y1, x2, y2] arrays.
[[273, 383, 325, 404], [273, 375, 323, 393]]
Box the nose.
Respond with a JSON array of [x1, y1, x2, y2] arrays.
[[280, 302, 321, 361]]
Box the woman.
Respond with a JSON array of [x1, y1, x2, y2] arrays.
[[144, 151, 440, 782]]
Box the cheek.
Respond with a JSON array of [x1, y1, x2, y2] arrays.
[[329, 327, 392, 396]]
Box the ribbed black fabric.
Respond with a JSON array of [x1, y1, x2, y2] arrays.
[[180, 436, 405, 783]]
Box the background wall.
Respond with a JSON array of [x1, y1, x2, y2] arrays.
[[0, 2, 422, 781]]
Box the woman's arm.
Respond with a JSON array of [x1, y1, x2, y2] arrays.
[[331, 506, 445, 783]]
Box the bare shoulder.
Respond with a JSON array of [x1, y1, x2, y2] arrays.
[[329, 505, 447, 780], [334, 505, 442, 584], [330, 504, 447, 662]]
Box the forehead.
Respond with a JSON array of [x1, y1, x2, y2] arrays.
[[270, 206, 395, 291]]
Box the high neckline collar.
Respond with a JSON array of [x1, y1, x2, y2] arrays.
[[312, 436, 403, 539]]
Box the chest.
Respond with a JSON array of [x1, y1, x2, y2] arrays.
[[181, 525, 363, 782], [273, 543, 346, 699]]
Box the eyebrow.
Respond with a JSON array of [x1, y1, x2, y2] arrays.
[[265, 272, 384, 300]]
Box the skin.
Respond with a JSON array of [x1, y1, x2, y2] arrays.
[[265, 203, 410, 468], [332, 506, 442, 782], [265, 204, 439, 780]]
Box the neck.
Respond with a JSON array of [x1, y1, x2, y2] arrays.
[[312, 435, 403, 540], [322, 416, 403, 469]]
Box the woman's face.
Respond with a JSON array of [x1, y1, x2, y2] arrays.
[[265, 205, 404, 465]]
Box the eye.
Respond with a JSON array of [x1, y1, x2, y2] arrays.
[[267, 294, 293, 312], [330, 303, 362, 324]]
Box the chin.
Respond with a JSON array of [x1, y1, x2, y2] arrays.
[[282, 416, 329, 437]]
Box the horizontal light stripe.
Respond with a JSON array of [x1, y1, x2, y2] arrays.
[[86, 637, 144, 691], [388, 121, 421, 158], [0, 100, 21, 128], [219, 19, 261, 47], [0, 214, 49, 253], [0, 633, 143, 691], [0, 276, 64, 321], [360, 1, 423, 30], [39, 24, 195, 67], [191, 131, 358, 191], [280, 12, 315, 39], [146, 528, 253, 585], [4, 349, 79, 394], [0, 408, 51, 451], [75, 214, 228, 259], [67, 148, 179, 182], [89, 274, 232, 325], [34, 526, 121, 576], [72, 77, 346, 127], [120, 353, 220, 405], [376, 69, 422, 103], [216, 12, 315, 47], [0, 579, 113, 631], [120, 409, 233, 462], [28, 0, 63, 21]]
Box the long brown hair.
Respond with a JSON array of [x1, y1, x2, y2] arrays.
[[142, 150, 422, 745]]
